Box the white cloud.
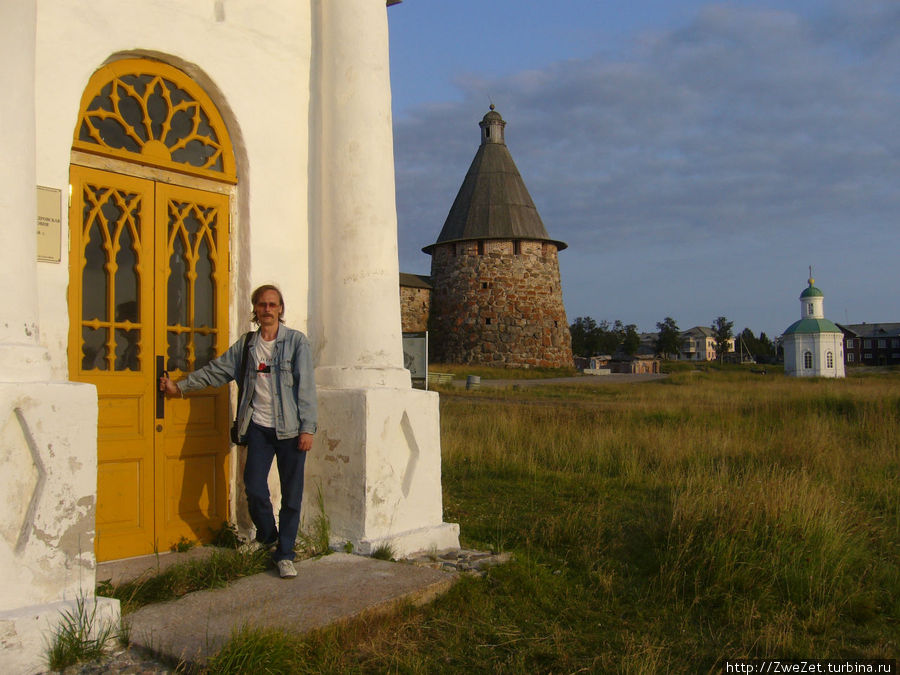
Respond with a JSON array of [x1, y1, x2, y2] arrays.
[[393, 1, 900, 334]]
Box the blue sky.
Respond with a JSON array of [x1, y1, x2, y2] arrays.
[[388, 1, 900, 338]]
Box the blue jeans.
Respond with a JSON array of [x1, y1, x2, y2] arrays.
[[244, 421, 306, 562]]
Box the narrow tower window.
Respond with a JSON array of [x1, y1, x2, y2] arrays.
[[826, 351, 834, 368], [804, 351, 813, 369]]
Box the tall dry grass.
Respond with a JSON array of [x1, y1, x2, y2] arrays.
[[437, 370, 899, 666], [215, 368, 899, 672]]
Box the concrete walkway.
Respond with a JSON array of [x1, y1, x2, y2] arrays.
[[97, 551, 456, 667]]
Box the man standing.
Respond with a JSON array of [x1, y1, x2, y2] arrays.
[[160, 285, 317, 578]]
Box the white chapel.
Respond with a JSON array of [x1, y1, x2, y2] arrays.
[[782, 273, 845, 378], [0, 2, 457, 671]]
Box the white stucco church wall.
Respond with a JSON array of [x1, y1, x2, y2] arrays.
[[2, 2, 457, 671], [35, 0, 315, 372]]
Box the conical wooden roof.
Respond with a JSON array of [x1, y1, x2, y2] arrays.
[[423, 107, 566, 254]]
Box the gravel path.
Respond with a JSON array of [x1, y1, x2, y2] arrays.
[[46, 645, 175, 674]]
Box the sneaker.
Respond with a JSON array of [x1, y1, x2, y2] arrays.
[[240, 540, 277, 555], [277, 559, 297, 579]]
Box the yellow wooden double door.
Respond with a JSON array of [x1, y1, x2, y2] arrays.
[[69, 165, 230, 561]]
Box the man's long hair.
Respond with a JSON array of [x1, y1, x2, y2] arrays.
[[250, 284, 285, 325]]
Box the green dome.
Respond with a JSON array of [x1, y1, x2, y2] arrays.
[[783, 318, 842, 335], [800, 276, 823, 298]]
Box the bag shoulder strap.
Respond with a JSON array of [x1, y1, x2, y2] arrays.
[[236, 331, 253, 409]]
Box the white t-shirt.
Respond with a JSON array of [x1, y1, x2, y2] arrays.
[[251, 336, 276, 427]]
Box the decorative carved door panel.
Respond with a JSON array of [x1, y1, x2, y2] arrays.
[[69, 165, 230, 561]]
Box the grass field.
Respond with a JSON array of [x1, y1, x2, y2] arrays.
[[427, 362, 579, 380], [229, 366, 895, 674], [117, 366, 899, 673]]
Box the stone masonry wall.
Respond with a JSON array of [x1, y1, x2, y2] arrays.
[[400, 285, 431, 333], [428, 240, 573, 367]]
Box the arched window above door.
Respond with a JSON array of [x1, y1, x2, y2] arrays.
[[74, 59, 236, 183]]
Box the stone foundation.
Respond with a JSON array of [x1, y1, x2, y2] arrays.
[[307, 387, 459, 558], [0, 381, 119, 674]]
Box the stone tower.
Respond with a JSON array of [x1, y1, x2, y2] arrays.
[[424, 107, 573, 368]]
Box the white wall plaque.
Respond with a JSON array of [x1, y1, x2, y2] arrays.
[[37, 186, 61, 263]]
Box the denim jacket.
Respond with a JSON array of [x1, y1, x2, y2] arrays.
[[177, 326, 317, 441]]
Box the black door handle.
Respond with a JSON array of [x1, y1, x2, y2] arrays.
[[156, 356, 166, 420]]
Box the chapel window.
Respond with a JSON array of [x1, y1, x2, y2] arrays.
[[804, 351, 813, 369]]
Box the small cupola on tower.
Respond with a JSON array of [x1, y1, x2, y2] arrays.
[[799, 269, 825, 319], [480, 104, 506, 144]]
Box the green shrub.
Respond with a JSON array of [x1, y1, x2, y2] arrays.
[[46, 594, 115, 670]]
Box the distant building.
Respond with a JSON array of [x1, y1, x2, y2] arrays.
[[630, 327, 734, 361], [679, 326, 735, 361], [782, 275, 845, 378], [588, 354, 660, 374], [423, 107, 573, 368], [838, 323, 900, 366], [400, 273, 432, 333]]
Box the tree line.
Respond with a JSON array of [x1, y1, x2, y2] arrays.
[[570, 315, 777, 363], [569, 318, 641, 358]]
